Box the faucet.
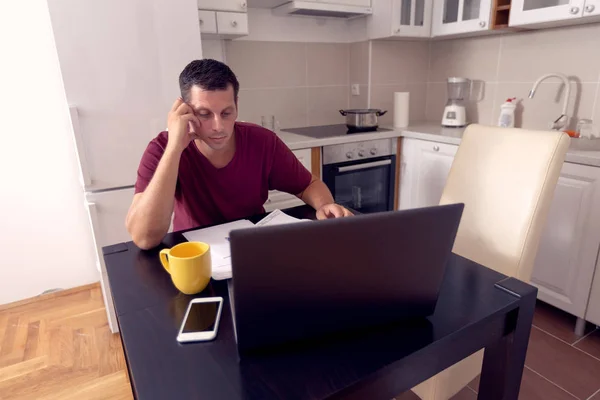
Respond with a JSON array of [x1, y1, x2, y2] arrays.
[[528, 73, 571, 131]]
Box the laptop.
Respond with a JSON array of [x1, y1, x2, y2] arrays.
[[228, 203, 464, 354]]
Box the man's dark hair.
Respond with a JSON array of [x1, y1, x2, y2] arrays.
[[179, 59, 240, 102]]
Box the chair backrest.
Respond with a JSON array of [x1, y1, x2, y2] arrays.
[[439, 124, 570, 281]]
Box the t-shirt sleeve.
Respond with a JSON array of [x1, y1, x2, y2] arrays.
[[268, 135, 313, 194], [134, 139, 166, 194]]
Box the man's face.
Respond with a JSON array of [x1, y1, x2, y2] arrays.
[[187, 84, 237, 151]]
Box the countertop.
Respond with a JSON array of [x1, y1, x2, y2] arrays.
[[277, 123, 600, 168]]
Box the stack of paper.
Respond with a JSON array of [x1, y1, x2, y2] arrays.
[[182, 210, 309, 280], [182, 220, 254, 280], [254, 209, 309, 227]]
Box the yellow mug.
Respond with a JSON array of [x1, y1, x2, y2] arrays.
[[159, 242, 211, 295]]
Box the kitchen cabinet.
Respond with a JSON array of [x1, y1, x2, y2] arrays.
[[368, 0, 433, 38], [509, 0, 600, 27], [530, 162, 600, 320], [198, 10, 217, 34], [197, 0, 248, 12], [264, 148, 312, 212], [431, 0, 493, 36], [586, 260, 600, 326], [198, 11, 249, 38], [398, 138, 458, 210], [216, 12, 249, 36]]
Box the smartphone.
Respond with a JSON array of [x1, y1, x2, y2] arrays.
[[177, 297, 223, 343]]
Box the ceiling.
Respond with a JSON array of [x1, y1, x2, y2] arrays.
[[247, 0, 289, 8]]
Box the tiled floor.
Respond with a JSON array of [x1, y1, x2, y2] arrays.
[[395, 300, 600, 400]]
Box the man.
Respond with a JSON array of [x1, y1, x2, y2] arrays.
[[126, 59, 352, 249]]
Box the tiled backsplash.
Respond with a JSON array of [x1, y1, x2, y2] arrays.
[[221, 22, 600, 130], [225, 41, 350, 129], [426, 23, 600, 130], [369, 40, 429, 126]]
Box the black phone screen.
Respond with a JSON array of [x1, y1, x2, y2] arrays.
[[182, 300, 220, 333]]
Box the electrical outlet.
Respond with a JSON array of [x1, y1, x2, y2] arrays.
[[351, 84, 360, 96]]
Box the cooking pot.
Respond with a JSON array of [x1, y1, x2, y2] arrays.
[[339, 109, 387, 131]]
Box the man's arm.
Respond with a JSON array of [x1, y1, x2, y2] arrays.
[[126, 98, 200, 249], [298, 177, 353, 219], [266, 134, 352, 219], [126, 150, 181, 249]]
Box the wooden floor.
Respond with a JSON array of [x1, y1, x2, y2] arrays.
[[0, 284, 132, 400], [2, 285, 599, 400]]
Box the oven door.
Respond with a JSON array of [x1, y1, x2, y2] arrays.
[[322, 155, 396, 214]]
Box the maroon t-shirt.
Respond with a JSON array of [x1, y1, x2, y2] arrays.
[[134, 122, 312, 231]]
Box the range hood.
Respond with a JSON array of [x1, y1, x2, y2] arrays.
[[273, 1, 372, 18]]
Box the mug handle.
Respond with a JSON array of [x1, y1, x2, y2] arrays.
[[159, 249, 171, 274]]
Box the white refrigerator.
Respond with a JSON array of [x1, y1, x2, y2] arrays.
[[47, 0, 203, 331]]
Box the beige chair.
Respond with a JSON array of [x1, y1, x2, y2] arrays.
[[411, 124, 570, 400]]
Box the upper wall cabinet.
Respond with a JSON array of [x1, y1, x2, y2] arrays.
[[368, 0, 433, 38], [198, 0, 249, 39], [198, 0, 248, 12], [198, 10, 249, 38], [431, 0, 493, 36], [509, 0, 600, 27]]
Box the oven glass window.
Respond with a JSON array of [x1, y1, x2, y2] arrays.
[[333, 164, 391, 214]]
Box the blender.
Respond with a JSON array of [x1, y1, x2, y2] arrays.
[[442, 77, 470, 128]]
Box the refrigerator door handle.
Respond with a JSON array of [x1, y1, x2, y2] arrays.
[[69, 106, 92, 187]]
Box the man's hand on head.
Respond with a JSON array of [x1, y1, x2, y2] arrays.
[[166, 97, 201, 155], [316, 203, 354, 220]]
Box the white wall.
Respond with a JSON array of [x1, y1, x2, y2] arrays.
[[0, 1, 99, 304], [202, 39, 227, 62]]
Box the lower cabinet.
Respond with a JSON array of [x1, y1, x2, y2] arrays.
[[398, 138, 458, 210], [530, 162, 600, 319], [586, 264, 600, 326], [398, 137, 600, 322]]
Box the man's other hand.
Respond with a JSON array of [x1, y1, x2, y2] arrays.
[[316, 203, 353, 220]]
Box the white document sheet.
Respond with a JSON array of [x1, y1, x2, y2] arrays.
[[254, 209, 309, 227], [181, 210, 310, 280], [182, 220, 254, 280]]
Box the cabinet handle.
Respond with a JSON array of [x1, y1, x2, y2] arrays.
[[479, 20, 486, 28], [231, 20, 238, 27], [199, 19, 203, 25], [570, 6, 580, 14], [394, 28, 401, 34], [433, 145, 440, 152], [585, 4, 595, 12], [241, 1, 247, 9]]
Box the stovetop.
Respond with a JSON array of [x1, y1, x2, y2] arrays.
[[281, 124, 393, 139]]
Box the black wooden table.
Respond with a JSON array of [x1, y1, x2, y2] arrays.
[[103, 205, 537, 400]]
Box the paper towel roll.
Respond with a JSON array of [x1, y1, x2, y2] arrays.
[[393, 92, 410, 128]]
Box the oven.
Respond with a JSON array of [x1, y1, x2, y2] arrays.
[[322, 138, 396, 214]]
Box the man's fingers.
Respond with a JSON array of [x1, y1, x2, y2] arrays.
[[181, 114, 200, 132], [175, 101, 193, 115], [330, 206, 344, 218], [343, 208, 353, 217], [316, 208, 326, 220], [171, 97, 184, 113]]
